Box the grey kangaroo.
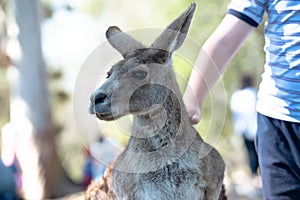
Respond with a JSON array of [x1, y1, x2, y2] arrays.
[[87, 3, 226, 200]]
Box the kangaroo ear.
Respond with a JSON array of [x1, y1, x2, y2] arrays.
[[106, 26, 145, 58], [151, 3, 196, 53]]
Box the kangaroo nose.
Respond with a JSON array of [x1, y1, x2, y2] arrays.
[[91, 92, 108, 105]]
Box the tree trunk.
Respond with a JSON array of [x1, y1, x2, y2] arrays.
[[6, 0, 81, 198]]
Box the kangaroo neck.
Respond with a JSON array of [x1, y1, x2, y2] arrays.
[[130, 90, 183, 152]]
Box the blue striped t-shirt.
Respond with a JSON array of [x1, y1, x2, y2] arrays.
[[228, 0, 300, 123]]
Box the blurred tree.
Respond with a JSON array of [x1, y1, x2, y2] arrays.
[[5, 0, 81, 198]]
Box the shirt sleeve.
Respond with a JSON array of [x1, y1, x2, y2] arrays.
[[227, 0, 266, 27]]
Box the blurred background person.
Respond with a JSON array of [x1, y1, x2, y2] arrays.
[[0, 159, 17, 200], [83, 136, 122, 187], [1, 124, 22, 198], [230, 74, 259, 178], [1, 124, 20, 199]]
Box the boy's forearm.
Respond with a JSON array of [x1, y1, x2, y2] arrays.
[[187, 14, 254, 107]]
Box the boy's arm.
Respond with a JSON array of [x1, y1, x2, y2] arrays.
[[184, 14, 254, 124]]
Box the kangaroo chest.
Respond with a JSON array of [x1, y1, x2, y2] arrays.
[[113, 159, 204, 200], [139, 162, 196, 186]]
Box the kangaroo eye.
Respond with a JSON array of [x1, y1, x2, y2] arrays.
[[134, 71, 147, 80], [106, 72, 111, 78]]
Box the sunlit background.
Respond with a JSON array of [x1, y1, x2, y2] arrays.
[[0, 0, 265, 199]]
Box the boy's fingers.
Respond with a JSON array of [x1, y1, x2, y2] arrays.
[[190, 114, 201, 125]]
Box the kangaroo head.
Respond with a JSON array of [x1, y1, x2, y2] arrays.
[[89, 3, 196, 121]]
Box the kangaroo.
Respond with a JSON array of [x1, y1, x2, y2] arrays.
[[88, 3, 226, 200]]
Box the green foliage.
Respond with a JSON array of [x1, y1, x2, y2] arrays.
[[0, 0, 7, 13], [79, 0, 106, 18], [0, 67, 9, 127], [0, 67, 9, 151]]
